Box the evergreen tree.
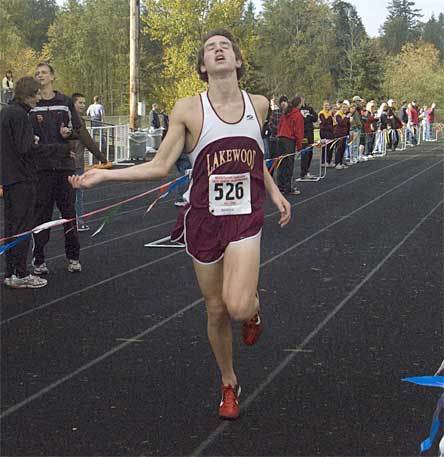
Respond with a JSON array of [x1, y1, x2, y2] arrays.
[[340, 38, 384, 100], [254, 0, 334, 103], [330, 0, 367, 96], [1, 0, 58, 51], [381, 0, 422, 54], [238, 1, 260, 92], [421, 13, 444, 61]]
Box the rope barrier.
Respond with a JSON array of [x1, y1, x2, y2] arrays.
[[0, 127, 441, 255]]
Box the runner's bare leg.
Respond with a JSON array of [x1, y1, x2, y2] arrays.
[[223, 233, 261, 321], [193, 259, 237, 386]]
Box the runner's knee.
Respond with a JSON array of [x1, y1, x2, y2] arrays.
[[223, 290, 256, 321], [205, 298, 229, 325]]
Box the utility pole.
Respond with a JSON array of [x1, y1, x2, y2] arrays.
[[129, 0, 140, 130]]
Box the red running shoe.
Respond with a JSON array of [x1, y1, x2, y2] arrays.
[[219, 384, 241, 420], [242, 310, 263, 346]]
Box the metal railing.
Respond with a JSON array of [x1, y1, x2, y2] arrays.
[[85, 124, 165, 165], [86, 124, 130, 165]]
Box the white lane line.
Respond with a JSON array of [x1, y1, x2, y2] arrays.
[[44, 218, 176, 263], [0, 205, 176, 277], [261, 159, 443, 268], [1, 160, 441, 419], [1, 155, 421, 324], [0, 151, 422, 281], [42, 194, 175, 236], [190, 197, 444, 457], [0, 250, 184, 325], [0, 297, 204, 419], [115, 338, 144, 343], [45, 154, 417, 261], [0, 152, 418, 265]]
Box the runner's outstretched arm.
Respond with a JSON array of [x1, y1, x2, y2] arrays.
[[69, 99, 188, 189]]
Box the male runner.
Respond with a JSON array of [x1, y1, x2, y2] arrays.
[[69, 29, 291, 420]]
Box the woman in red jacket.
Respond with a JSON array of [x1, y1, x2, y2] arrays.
[[406, 102, 419, 145], [276, 95, 304, 195]]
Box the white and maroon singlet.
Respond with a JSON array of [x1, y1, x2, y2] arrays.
[[184, 90, 266, 215], [172, 90, 266, 264]]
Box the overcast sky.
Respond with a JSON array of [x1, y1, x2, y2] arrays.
[[252, 0, 443, 37]]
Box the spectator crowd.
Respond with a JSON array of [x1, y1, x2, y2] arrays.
[[263, 94, 437, 194], [0, 63, 439, 290]]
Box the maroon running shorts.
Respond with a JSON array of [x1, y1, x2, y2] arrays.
[[171, 206, 264, 264]]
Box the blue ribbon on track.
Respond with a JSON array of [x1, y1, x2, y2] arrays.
[[402, 377, 444, 454], [168, 174, 189, 192], [0, 233, 31, 255], [402, 376, 444, 388], [420, 393, 444, 453], [420, 416, 441, 453]]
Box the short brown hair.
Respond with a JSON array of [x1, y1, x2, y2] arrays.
[[36, 62, 55, 74], [14, 77, 41, 102], [196, 29, 245, 82]]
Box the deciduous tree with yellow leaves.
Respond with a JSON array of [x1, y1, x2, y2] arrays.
[[383, 42, 444, 106]]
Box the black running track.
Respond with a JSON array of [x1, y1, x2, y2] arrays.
[[1, 141, 443, 456]]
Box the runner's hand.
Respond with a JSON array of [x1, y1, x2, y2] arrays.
[[68, 169, 107, 189], [271, 191, 291, 227]]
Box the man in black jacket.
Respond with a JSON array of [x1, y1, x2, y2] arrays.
[[30, 62, 106, 274], [399, 101, 408, 126], [1, 77, 71, 288], [149, 103, 160, 129], [298, 97, 318, 179]]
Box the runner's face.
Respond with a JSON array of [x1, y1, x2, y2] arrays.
[[74, 97, 86, 113], [201, 35, 241, 78], [35, 66, 55, 87], [323, 102, 330, 111]]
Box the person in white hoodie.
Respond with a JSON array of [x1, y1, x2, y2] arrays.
[[2, 70, 14, 104]]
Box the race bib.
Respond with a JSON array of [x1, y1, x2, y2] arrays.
[[209, 173, 252, 216]]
